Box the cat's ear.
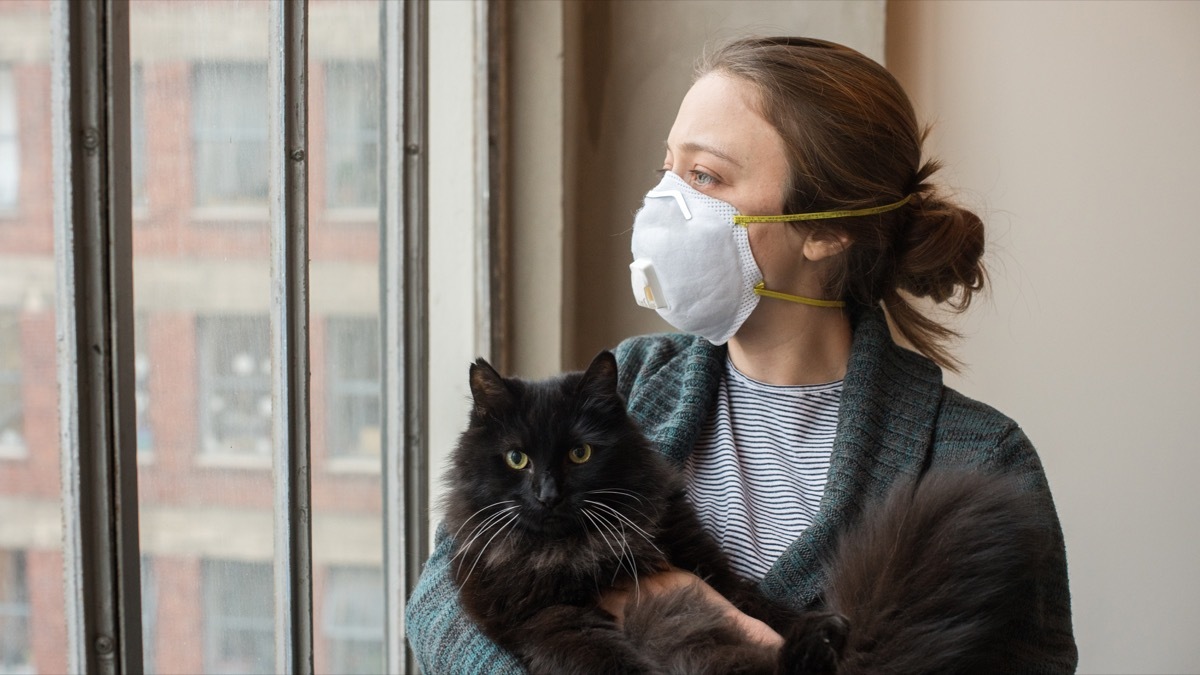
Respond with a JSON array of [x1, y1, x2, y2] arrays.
[[578, 350, 619, 402], [469, 357, 512, 415]]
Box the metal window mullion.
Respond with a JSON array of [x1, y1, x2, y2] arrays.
[[268, 1, 313, 674], [51, 0, 143, 673], [381, 1, 428, 673]]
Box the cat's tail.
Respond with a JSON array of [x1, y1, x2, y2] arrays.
[[811, 469, 1053, 675]]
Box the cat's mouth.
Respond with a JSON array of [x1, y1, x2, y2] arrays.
[[515, 504, 586, 538]]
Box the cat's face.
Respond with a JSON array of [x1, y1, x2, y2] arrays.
[[448, 351, 668, 545]]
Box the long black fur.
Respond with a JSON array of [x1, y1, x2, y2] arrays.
[[443, 351, 1051, 674]]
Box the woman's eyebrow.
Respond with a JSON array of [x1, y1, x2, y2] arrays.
[[664, 140, 743, 168]]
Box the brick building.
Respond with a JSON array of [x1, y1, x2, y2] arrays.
[[1, 2, 389, 672]]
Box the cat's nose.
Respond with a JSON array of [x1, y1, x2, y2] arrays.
[[536, 480, 561, 508]]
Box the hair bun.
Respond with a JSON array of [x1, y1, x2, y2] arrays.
[[894, 166, 986, 309]]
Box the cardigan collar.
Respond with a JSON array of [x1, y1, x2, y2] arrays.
[[668, 306, 946, 605]]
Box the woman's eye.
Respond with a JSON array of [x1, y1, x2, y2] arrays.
[[568, 444, 592, 464], [688, 170, 717, 187], [505, 450, 529, 470]]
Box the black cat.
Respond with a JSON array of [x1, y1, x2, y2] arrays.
[[443, 350, 1049, 674]]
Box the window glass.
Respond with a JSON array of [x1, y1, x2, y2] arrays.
[[0, 67, 17, 212], [0, 5, 67, 673], [310, 2, 385, 672], [325, 317, 381, 460], [191, 63, 269, 209], [0, 312, 24, 457], [202, 560, 273, 675], [197, 315, 272, 460], [322, 567, 384, 674], [324, 62, 379, 210], [131, 2, 275, 672], [0, 551, 32, 674]]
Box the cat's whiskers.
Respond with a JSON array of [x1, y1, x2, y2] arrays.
[[452, 504, 521, 564], [584, 499, 664, 557], [583, 506, 640, 603], [586, 489, 659, 523], [450, 500, 517, 545], [461, 511, 520, 587]]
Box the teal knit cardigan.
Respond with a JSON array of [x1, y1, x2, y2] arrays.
[[405, 308, 1078, 673]]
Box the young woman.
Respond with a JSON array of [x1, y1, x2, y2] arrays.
[[407, 37, 1077, 672]]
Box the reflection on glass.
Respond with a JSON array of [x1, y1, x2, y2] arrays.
[[0, 3, 67, 673]]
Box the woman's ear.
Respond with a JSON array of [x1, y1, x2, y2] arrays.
[[802, 230, 853, 262]]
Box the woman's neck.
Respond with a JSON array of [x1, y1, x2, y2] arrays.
[[727, 302, 853, 386]]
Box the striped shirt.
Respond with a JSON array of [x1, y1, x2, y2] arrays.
[[684, 357, 841, 580]]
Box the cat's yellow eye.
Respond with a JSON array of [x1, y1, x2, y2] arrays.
[[568, 444, 592, 464], [505, 450, 529, 470]]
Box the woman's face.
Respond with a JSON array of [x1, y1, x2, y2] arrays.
[[662, 73, 811, 297]]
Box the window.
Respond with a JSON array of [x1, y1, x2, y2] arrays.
[[324, 62, 380, 211], [9, 1, 452, 672], [202, 560, 273, 675], [0, 311, 23, 458], [191, 64, 269, 209], [197, 315, 272, 460], [322, 567, 384, 675], [0, 66, 17, 212], [0, 551, 31, 675], [326, 317, 381, 460], [130, 64, 147, 209]]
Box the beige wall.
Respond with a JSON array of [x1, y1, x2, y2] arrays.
[[888, 1, 1200, 672]]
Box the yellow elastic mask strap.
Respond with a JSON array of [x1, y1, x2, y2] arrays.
[[753, 282, 846, 309], [733, 194, 912, 226]]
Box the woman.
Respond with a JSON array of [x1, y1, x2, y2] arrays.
[[407, 37, 1077, 672]]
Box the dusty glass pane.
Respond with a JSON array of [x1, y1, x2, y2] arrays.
[[310, 1, 385, 672], [0, 3, 66, 673], [130, 1, 275, 672]]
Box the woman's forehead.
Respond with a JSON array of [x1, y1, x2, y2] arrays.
[[666, 73, 783, 167]]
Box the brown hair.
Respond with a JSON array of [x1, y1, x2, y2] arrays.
[[700, 37, 986, 371]]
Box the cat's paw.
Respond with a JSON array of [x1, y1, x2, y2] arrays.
[[777, 612, 848, 675]]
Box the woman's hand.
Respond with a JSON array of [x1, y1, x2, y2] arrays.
[[598, 567, 784, 649]]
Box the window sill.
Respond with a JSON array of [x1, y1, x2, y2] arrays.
[[195, 452, 272, 470], [190, 205, 270, 224], [325, 455, 381, 475], [0, 442, 29, 461], [322, 207, 377, 225]]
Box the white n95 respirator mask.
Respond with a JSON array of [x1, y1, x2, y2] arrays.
[[629, 171, 761, 345], [630, 171, 909, 345]]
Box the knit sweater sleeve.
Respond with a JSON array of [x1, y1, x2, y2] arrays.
[[992, 425, 1079, 674], [931, 389, 1078, 674], [405, 526, 525, 674]]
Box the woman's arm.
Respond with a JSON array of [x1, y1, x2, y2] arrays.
[[405, 526, 525, 674], [598, 568, 784, 649]]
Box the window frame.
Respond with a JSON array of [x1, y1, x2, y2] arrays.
[[49, 1, 437, 674]]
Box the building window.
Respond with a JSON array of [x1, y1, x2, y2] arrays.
[[197, 316, 271, 459], [0, 550, 32, 675], [326, 317, 380, 460], [324, 62, 379, 210], [202, 560, 273, 675], [322, 567, 383, 675], [134, 316, 152, 457], [0, 312, 24, 458], [191, 63, 268, 209], [130, 64, 147, 209], [0, 67, 17, 212]]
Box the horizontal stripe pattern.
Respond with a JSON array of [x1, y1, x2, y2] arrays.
[[685, 357, 841, 580]]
